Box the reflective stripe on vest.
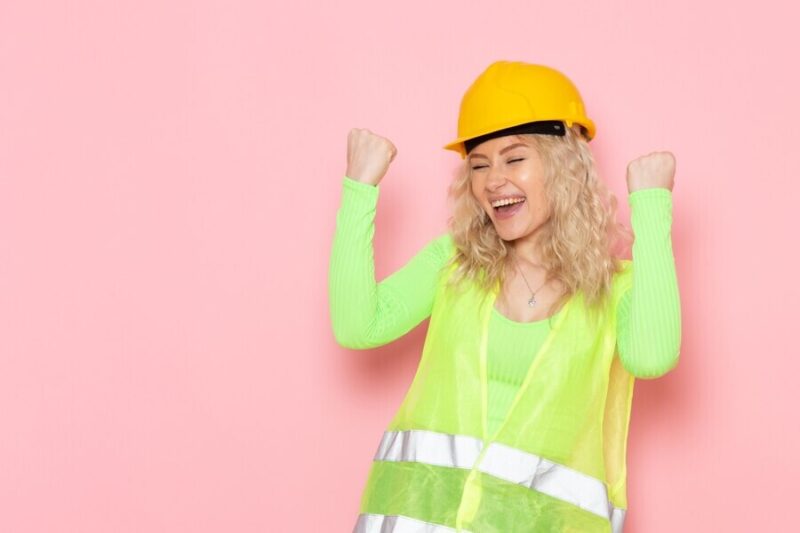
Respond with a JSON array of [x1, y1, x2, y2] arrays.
[[374, 428, 626, 529], [354, 513, 465, 533], [355, 511, 626, 533]]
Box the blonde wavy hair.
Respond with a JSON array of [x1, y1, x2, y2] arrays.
[[442, 124, 633, 321]]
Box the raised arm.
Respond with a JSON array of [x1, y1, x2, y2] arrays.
[[616, 187, 681, 378], [328, 175, 454, 349]]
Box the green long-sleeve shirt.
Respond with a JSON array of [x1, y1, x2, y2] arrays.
[[329, 176, 680, 435]]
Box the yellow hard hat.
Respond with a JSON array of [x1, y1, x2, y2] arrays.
[[443, 61, 596, 158]]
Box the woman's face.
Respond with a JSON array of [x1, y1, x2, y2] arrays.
[[468, 135, 551, 242]]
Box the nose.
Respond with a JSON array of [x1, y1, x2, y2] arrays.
[[486, 167, 507, 190]]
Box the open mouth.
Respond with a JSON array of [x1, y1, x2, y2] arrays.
[[492, 198, 526, 219], [494, 198, 526, 213]]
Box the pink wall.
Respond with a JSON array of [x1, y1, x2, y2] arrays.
[[1, 1, 796, 531]]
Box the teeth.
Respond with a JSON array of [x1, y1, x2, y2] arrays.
[[491, 197, 526, 207]]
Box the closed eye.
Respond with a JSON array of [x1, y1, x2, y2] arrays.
[[470, 158, 525, 171]]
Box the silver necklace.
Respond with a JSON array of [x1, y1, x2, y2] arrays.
[[513, 254, 548, 307]]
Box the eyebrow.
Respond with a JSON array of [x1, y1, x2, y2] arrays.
[[467, 142, 529, 161]]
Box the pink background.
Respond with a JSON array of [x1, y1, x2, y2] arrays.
[[1, 1, 797, 531]]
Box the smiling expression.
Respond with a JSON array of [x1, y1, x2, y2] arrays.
[[468, 135, 551, 242]]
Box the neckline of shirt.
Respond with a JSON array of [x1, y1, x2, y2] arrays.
[[491, 305, 562, 328]]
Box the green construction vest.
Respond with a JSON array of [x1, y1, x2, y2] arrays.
[[354, 258, 635, 533]]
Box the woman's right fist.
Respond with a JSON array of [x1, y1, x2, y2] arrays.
[[346, 128, 397, 186]]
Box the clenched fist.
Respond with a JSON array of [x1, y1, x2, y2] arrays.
[[626, 151, 676, 194], [346, 128, 398, 187]]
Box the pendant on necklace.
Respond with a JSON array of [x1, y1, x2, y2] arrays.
[[528, 295, 537, 307]]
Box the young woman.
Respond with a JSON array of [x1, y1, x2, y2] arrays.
[[329, 61, 681, 533]]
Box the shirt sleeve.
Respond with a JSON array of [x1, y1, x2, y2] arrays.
[[328, 175, 455, 349], [616, 187, 682, 378]]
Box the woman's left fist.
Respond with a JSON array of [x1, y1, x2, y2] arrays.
[[626, 151, 676, 193]]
